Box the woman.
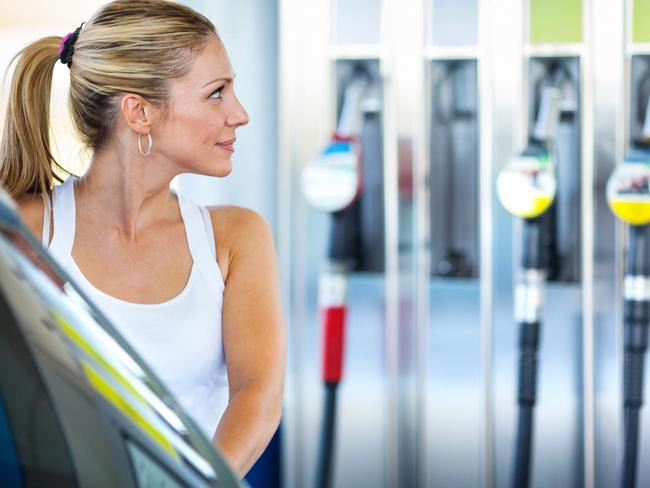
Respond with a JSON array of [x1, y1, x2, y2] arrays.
[[0, 0, 285, 477]]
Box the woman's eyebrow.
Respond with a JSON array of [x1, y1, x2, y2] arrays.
[[201, 74, 236, 88]]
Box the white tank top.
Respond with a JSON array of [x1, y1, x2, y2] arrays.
[[43, 177, 228, 437]]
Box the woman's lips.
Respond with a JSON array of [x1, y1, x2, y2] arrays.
[[216, 137, 235, 153]]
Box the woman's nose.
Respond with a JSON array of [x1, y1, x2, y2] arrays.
[[227, 96, 249, 127]]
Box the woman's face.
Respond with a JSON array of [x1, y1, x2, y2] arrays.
[[154, 35, 249, 177]]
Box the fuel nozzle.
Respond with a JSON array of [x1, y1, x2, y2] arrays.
[[301, 70, 371, 215], [497, 67, 563, 221]]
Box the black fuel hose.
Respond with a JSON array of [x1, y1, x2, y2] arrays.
[[315, 208, 357, 488], [315, 383, 338, 488], [622, 224, 650, 488], [512, 218, 545, 488]]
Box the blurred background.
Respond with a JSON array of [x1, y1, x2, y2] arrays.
[[0, 0, 647, 487]]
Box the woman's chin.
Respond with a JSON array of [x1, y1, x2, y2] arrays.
[[191, 158, 233, 178], [208, 161, 233, 178]]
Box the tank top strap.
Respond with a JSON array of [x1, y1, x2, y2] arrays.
[[49, 177, 77, 256], [41, 192, 52, 248], [175, 193, 225, 296]]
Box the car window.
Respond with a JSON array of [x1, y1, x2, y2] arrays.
[[125, 436, 185, 488], [0, 288, 77, 487]]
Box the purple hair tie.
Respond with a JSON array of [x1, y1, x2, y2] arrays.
[[59, 23, 84, 68], [58, 33, 73, 57]]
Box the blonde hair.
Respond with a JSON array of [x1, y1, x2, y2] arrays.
[[0, 0, 216, 197]]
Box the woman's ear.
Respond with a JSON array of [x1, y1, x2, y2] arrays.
[[120, 94, 156, 134]]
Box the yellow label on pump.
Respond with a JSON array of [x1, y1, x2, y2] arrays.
[[505, 194, 553, 219], [607, 162, 650, 225], [610, 200, 650, 225]]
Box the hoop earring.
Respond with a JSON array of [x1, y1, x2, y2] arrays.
[[138, 133, 153, 157]]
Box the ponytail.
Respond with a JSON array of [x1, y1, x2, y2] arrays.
[[0, 36, 70, 197]]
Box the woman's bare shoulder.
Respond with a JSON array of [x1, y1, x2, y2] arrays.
[[208, 205, 268, 231], [14, 193, 46, 241], [206, 206, 274, 280]]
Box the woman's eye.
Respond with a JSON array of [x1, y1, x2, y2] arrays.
[[209, 86, 224, 100]]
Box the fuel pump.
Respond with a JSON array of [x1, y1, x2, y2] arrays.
[[497, 69, 567, 488], [429, 60, 479, 278], [606, 110, 650, 488], [301, 68, 377, 488]]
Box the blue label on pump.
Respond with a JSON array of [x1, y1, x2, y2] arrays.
[[324, 141, 352, 155]]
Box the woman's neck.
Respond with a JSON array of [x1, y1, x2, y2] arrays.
[[74, 142, 180, 242]]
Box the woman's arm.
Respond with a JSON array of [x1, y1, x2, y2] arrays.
[[210, 206, 286, 477]]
